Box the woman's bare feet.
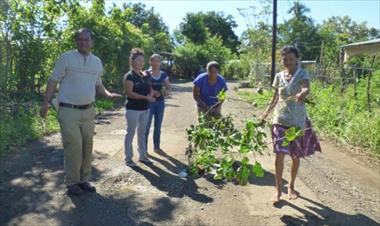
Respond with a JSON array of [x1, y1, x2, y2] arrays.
[[288, 187, 299, 200], [271, 191, 282, 204]]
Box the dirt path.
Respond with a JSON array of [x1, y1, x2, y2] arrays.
[[0, 82, 379, 226]]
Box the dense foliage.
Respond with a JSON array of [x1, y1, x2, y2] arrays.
[[0, 0, 172, 155], [174, 36, 233, 79], [308, 71, 380, 154], [178, 11, 240, 52]]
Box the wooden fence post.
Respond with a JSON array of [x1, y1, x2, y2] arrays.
[[270, 0, 277, 85]]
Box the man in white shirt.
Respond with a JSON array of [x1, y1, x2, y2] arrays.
[[40, 28, 121, 196]]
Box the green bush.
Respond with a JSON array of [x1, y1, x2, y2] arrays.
[[344, 111, 380, 152], [222, 57, 251, 80], [0, 105, 59, 156], [0, 99, 118, 157], [308, 70, 380, 155], [173, 42, 203, 78], [174, 36, 233, 78]]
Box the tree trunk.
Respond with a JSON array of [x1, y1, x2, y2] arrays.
[[353, 70, 357, 99]]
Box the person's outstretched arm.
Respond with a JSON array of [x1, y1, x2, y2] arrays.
[[96, 84, 122, 100]]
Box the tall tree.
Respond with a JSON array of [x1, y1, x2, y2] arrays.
[[122, 3, 168, 34], [278, 1, 321, 60], [240, 21, 272, 62], [179, 12, 208, 44], [319, 16, 380, 65], [202, 11, 240, 52], [179, 12, 240, 52], [288, 0, 310, 19], [0, 0, 69, 97], [120, 2, 172, 52]]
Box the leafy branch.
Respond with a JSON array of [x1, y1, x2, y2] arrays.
[[186, 90, 305, 185]]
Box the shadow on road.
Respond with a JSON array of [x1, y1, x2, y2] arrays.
[[0, 139, 180, 226], [129, 151, 213, 204], [276, 195, 379, 226], [0, 139, 109, 225]]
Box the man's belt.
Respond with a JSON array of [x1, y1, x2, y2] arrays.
[[59, 102, 94, 109]]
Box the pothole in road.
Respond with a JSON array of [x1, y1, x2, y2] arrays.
[[100, 171, 187, 197], [102, 172, 146, 186]]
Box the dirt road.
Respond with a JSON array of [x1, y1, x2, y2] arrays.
[[0, 82, 379, 226]]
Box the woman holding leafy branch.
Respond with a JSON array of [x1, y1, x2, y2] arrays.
[[262, 45, 321, 204], [193, 61, 228, 117]]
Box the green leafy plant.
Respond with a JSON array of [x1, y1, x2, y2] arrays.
[[0, 104, 59, 156], [308, 71, 380, 155], [217, 90, 226, 102], [186, 111, 268, 185], [281, 127, 304, 147], [185, 90, 269, 185]]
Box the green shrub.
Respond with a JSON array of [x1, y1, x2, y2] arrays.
[[0, 99, 117, 157], [0, 105, 59, 156], [222, 58, 251, 80], [174, 36, 233, 78], [308, 70, 380, 155]]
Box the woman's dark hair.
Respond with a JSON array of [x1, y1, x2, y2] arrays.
[[129, 48, 144, 62], [206, 61, 220, 71], [280, 45, 300, 58]]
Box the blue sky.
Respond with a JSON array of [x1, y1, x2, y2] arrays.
[[106, 0, 380, 37]]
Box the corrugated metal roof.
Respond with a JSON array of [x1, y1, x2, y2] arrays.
[[341, 39, 380, 48], [341, 39, 380, 61]]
